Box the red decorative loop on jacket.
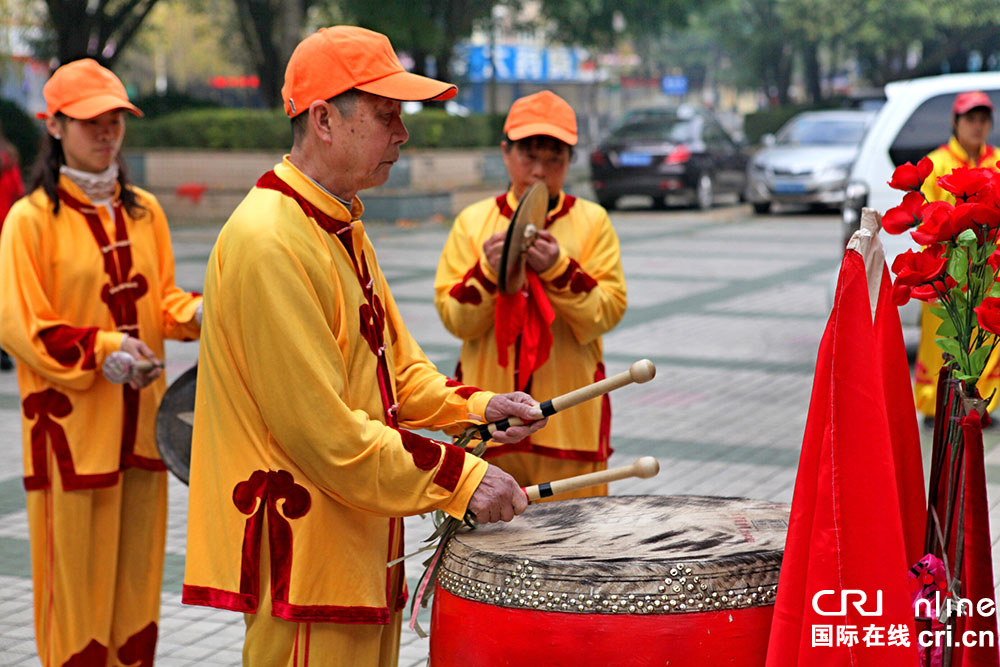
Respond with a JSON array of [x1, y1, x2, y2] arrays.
[[39, 325, 99, 370], [398, 429, 442, 470], [23, 389, 72, 491], [445, 378, 482, 400], [359, 298, 386, 356], [551, 258, 597, 294], [64, 639, 108, 667], [449, 262, 497, 305], [233, 470, 312, 605], [495, 193, 514, 219], [117, 622, 158, 667]]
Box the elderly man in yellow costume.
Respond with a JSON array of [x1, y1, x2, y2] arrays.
[[434, 91, 627, 499], [182, 26, 547, 666], [0, 59, 202, 665], [913, 91, 1000, 418]]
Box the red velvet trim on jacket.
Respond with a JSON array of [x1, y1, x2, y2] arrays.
[[22, 389, 120, 491], [181, 585, 393, 625], [56, 189, 165, 473], [39, 325, 99, 370]]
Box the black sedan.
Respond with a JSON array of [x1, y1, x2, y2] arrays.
[[590, 109, 749, 210]]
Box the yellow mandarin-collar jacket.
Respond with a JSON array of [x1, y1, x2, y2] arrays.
[[434, 190, 626, 460], [183, 158, 492, 623], [0, 176, 202, 489], [921, 136, 998, 204]]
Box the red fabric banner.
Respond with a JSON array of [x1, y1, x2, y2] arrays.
[[765, 249, 919, 666]]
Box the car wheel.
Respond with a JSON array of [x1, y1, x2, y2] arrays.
[[752, 201, 771, 214], [598, 196, 617, 211], [696, 174, 714, 210]]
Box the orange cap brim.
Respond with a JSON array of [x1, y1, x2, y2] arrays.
[[506, 121, 577, 146], [355, 70, 457, 102], [36, 95, 143, 120]]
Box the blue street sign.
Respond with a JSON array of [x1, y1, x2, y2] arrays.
[[661, 75, 688, 96]]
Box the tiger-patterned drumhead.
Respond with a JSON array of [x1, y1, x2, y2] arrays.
[[438, 495, 789, 614]]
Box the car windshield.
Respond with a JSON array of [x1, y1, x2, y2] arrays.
[[610, 119, 698, 143], [776, 117, 868, 146]]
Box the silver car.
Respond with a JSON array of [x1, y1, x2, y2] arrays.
[[746, 110, 876, 214]]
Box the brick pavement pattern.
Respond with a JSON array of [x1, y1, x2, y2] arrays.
[[1, 205, 997, 666]]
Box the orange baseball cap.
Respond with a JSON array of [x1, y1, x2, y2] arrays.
[[953, 91, 993, 115], [282, 26, 457, 117], [503, 91, 578, 146], [36, 58, 142, 120]]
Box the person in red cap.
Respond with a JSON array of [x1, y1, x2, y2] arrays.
[[434, 90, 627, 499], [913, 90, 1000, 418], [182, 26, 547, 665], [0, 58, 203, 665]]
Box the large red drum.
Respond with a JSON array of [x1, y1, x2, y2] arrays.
[[430, 495, 789, 667]]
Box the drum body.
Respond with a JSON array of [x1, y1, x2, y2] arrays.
[[429, 495, 789, 667]]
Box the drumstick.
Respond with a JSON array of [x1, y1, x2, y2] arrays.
[[468, 359, 656, 441], [522, 456, 660, 501], [135, 359, 164, 373]]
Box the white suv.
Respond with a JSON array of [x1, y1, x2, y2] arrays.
[[839, 72, 1000, 338]]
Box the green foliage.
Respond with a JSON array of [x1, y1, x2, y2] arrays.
[[0, 99, 40, 172], [401, 110, 505, 149], [125, 108, 290, 150], [130, 92, 221, 119], [123, 107, 504, 150]]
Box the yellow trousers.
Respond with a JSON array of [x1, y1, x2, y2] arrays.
[[488, 451, 608, 502], [27, 466, 166, 666], [243, 520, 403, 667], [914, 303, 1000, 417]]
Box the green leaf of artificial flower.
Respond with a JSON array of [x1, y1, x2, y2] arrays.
[[930, 306, 950, 320], [956, 229, 979, 247], [969, 345, 992, 377], [936, 337, 963, 360], [947, 246, 969, 286], [936, 318, 958, 337]]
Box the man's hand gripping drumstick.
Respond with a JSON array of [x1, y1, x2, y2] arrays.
[[465, 359, 656, 443], [464, 359, 656, 524]]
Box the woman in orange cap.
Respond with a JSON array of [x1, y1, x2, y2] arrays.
[[0, 58, 202, 665], [435, 91, 627, 497], [913, 91, 1000, 420]]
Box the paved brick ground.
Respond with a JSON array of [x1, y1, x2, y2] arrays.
[[1, 202, 997, 665]]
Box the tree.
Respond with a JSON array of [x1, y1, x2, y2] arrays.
[[540, 0, 693, 50], [231, 0, 315, 108], [42, 0, 161, 67], [339, 0, 494, 84]]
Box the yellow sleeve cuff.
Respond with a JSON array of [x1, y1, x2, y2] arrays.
[[95, 331, 127, 366], [439, 455, 489, 519], [538, 250, 570, 282], [479, 255, 499, 284]]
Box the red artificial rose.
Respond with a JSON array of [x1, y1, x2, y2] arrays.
[[891, 246, 947, 286], [938, 166, 993, 202], [989, 248, 1000, 271], [910, 276, 956, 302], [892, 282, 913, 306], [888, 157, 934, 191], [975, 296, 1000, 335], [882, 191, 925, 234], [953, 202, 1000, 229], [910, 202, 958, 246]]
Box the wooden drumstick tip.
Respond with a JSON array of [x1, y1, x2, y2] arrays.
[[633, 456, 660, 478], [629, 359, 656, 384]]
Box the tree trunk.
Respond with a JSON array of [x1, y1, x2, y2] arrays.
[[803, 43, 822, 103]]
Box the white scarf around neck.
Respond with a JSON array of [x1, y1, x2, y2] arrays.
[[60, 163, 119, 203]]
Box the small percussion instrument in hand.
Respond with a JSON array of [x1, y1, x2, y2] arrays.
[[431, 495, 790, 667], [498, 181, 548, 294]]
